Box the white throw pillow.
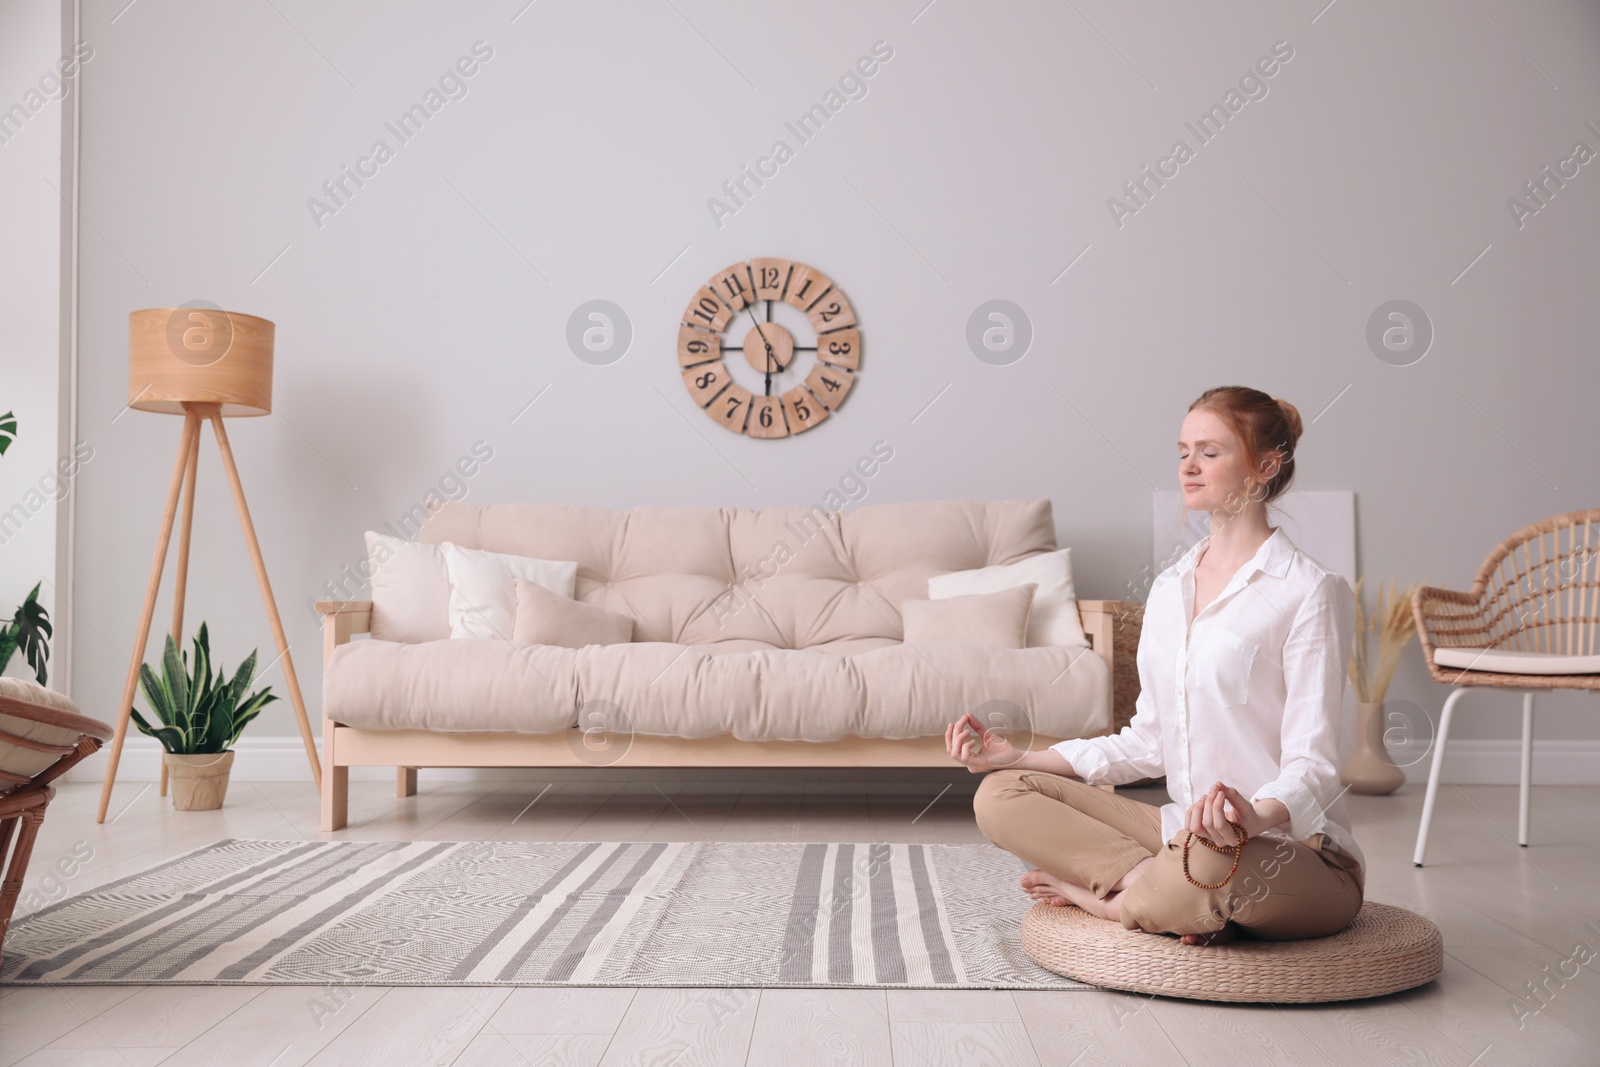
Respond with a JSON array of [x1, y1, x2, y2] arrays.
[[440, 541, 578, 640], [927, 548, 1089, 648], [365, 532, 452, 643]]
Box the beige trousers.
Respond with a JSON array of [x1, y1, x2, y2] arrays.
[[973, 768, 1364, 941]]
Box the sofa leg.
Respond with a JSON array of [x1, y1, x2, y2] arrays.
[[320, 765, 347, 832], [397, 767, 417, 798], [320, 718, 347, 832]]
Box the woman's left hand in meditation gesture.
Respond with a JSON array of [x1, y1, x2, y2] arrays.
[[1185, 781, 1273, 847]]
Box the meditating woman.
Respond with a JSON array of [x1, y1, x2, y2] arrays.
[[950, 386, 1365, 945]]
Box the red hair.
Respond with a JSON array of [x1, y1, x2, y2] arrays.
[[1188, 386, 1303, 506]]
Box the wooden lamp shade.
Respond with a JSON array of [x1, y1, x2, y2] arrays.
[[128, 307, 274, 416]]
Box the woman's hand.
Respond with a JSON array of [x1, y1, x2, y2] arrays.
[[946, 712, 1022, 774], [1184, 781, 1263, 846]]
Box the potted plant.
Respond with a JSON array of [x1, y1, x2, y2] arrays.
[[1342, 576, 1420, 796], [130, 622, 276, 810], [0, 582, 52, 685], [1, 409, 56, 687]]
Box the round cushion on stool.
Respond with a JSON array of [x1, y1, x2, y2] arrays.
[[0, 677, 107, 795], [1021, 900, 1443, 1003]]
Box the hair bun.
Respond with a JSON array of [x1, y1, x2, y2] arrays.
[[1274, 397, 1303, 443]]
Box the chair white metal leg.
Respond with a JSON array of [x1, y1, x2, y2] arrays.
[[1413, 688, 1467, 867], [1519, 691, 1535, 847]]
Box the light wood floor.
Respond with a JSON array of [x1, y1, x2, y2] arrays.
[[1, 770, 1596, 1066]]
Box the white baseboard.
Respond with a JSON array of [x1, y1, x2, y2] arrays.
[[61, 736, 1600, 787], [1397, 739, 1600, 786], [63, 737, 388, 784]]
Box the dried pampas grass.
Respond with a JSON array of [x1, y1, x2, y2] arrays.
[[1349, 576, 1419, 704]]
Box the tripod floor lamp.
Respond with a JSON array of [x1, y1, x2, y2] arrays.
[[97, 306, 321, 823]]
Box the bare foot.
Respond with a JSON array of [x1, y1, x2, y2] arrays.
[[1180, 921, 1242, 946], [1019, 869, 1119, 921], [1019, 869, 1077, 908]]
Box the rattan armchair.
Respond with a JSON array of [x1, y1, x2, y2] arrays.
[[1410, 509, 1600, 866], [0, 678, 113, 953]]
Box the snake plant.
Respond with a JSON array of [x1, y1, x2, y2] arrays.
[[131, 622, 277, 754]]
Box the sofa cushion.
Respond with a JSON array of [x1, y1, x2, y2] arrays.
[[416, 498, 1059, 652], [441, 543, 577, 640], [324, 638, 580, 734], [512, 578, 634, 648], [324, 636, 1111, 742], [928, 548, 1089, 648], [901, 585, 1036, 647], [365, 533, 452, 643]]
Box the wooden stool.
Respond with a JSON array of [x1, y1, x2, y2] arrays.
[[0, 678, 113, 952]]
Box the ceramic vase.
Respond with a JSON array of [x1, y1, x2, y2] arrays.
[[1340, 701, 1405, 796]]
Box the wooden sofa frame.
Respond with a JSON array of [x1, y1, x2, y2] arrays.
[[316, 598, 1144, 831]]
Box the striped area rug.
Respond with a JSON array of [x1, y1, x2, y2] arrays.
[[0, 839, 1095, 988]]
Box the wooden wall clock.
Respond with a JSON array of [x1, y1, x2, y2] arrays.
[[677, 258, 860, 438]]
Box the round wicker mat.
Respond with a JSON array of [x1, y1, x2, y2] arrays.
[[1021, 900, 1443, 1003]]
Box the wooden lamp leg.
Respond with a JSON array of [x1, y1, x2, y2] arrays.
[[159, 423, 201, 800], [97, 414, 201, 823], [208, 413, 322, 791]]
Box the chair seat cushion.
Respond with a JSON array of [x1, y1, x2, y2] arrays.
[[1432, 646, 1600, 675], [1021, 900, 1443, 1003], [0, 678, 90, 788]]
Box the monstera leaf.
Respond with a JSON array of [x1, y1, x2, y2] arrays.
[[0, 582, 51, 685], [0, 410, 15, 457]]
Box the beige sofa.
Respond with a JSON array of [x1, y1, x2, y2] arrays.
[[317, 497, 1137, 831]]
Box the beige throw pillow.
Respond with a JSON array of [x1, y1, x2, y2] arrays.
[[901, 584, 1036, 648], [512, 578, 634, 648], [928, 549, 1088, 647]]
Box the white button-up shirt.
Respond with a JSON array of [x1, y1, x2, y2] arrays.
[[1053, 525, 1366, 884]]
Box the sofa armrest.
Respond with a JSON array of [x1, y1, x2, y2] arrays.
[[318, 600, 373, 671], [1077, 598, 1144, 736], [1076, 597, 1156, 786], [1076, 600, 1116, 665], [316, 599, 375, 616]]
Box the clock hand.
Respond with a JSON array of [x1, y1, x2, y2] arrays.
[[748, 303, 775, 395], [768, 300, 780, 391]]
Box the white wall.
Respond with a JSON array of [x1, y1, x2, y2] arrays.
[[0, 0, 75, 683], [47, 0, 1600, 761]]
